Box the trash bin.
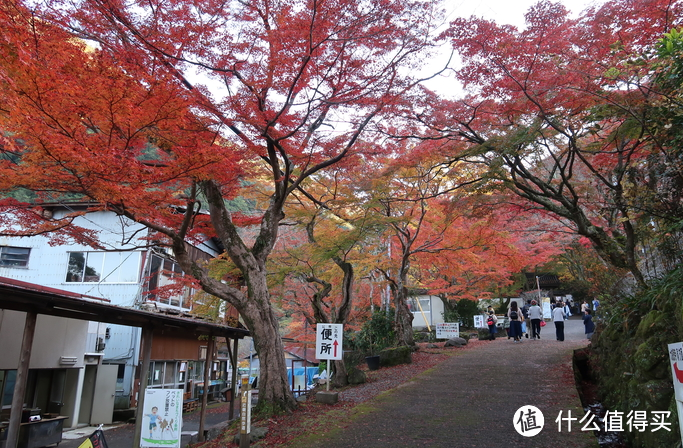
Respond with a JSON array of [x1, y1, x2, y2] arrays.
[[365, 355, 380, 371]]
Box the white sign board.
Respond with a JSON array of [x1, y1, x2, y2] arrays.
[[240, 375, 252, 436], [668, 342, 683, 445], [140, 388, 183, 448], [474, 315, 486, 328], [436, 322, 459, 339], [669, 342, 683, 400], [316, 323, 343, 360]]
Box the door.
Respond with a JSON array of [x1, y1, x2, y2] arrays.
[[89, 364, 118, 425]]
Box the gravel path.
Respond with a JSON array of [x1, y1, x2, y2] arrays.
[[290, 316, 597, 448]]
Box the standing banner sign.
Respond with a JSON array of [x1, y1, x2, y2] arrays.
[[140, 389, 182, 448], [668, 342, 683, 445], [77, 429, 109, 448]]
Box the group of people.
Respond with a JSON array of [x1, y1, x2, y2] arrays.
[[485, 298, 596, 342]]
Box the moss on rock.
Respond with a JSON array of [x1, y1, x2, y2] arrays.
[[378, 346, 412, 368]]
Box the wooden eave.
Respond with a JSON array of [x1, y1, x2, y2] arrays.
[[0, 276, 249, 339]]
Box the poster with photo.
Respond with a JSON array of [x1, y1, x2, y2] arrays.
[[140, 389, 183, 448]]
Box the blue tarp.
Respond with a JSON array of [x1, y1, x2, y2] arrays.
[[287, 366, 319, 387]]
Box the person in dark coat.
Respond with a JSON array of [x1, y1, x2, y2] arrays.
[[583, 309, 595, 339], [507, 302, 524, 343]]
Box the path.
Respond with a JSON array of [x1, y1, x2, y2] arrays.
[[290, 316, 598, 448]]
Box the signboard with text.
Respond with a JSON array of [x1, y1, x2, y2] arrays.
[[315, 323, 343, 360], [669, 342, 683, 401], [668, 342, 683, 445], [140, 388, 182, 448], [436, 322, 459, 339]]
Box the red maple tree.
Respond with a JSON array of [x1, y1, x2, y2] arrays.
[[0, 0, 442, 412], [424, 0, 683, 288]]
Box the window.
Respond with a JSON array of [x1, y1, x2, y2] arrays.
[[145, 254, 193, 308], [0, 246, 30, 268], [65, 251, 140, 283], [407, 297, 431, 313]]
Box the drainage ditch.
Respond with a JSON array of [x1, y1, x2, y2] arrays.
[[573, 347, 627, 447]]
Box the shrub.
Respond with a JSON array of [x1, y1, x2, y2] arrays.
[[347, 309, 396, 355]]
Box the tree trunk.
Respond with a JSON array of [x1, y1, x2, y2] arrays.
[[331, 359, 348, 388], [238, 277, 298, 413], [392, 282, 414, 347]]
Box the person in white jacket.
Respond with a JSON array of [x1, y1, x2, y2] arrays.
[[528, 300, 543, 339], [552, 301, 567, 341]]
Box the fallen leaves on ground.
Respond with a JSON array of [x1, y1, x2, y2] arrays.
[[194, 343, 462, 447]]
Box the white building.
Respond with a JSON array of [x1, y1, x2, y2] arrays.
[[408, 295, 445, 330], [0, 204, 234, 428]]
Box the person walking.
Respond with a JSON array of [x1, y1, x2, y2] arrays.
[[486, 310, 498, 340], [528, 300, 543, 339], [581, 300, 589, 314], [552, 301, 567, 341], [507, 301, 524, 343], [521, 301, 530, 338], [583, 309, 595, 339], [563, 301, 572, 320]]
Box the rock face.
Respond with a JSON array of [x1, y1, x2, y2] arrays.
[[591, 306, 679, 448], [444, 337, 468, 347], [347, 365, 367, 384], [378, 346, 412, 367]]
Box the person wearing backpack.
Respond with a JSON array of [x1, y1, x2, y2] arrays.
[[507, 301, 524, 343], [486, 310, 498, 340]]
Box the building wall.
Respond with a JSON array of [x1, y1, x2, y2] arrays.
[[0, 209, 147, 303], [0, 310, 88, 369], [149, 331, 205, 360], [0, 207, 230, 414], [410, 295, 445, 329]]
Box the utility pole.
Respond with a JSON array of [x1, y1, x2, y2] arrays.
[[536, 276, 542, 303]]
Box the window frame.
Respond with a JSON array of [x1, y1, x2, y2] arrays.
[[65, 251, 141, 284], [145, 253, 194, 309], [0, 246, 31, 268]]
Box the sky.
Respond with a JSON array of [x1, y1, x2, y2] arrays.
[[447, 0, 605, 27], [422, 0, 608, 96]]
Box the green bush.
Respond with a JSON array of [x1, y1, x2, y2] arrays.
[[453, 298, 480, 329], [347, 309, 396, 355]]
